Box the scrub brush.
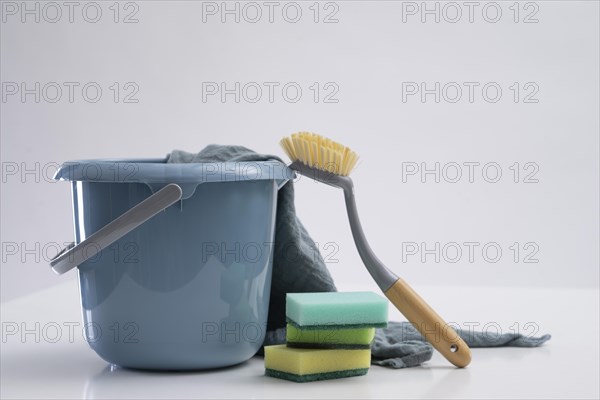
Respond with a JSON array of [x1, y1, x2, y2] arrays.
[[280, 132, 472, 368]]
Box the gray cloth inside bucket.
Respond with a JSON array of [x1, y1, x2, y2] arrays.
[[167, 146, 550, 368]]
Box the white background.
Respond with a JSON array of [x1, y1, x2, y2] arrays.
[[1, 2, 599, 399]]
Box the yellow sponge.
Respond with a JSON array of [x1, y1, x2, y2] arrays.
[[264, 344, 370, 382]]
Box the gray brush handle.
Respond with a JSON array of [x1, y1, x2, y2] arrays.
[[342, 185, 399, 291]]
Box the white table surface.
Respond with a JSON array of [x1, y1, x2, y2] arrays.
[[1, 280, 598, 399]]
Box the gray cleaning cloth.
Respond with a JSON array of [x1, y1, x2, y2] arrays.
[[168, 145, 551, 368], [371, 322, 551, 368]]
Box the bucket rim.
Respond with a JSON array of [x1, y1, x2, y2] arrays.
[[53, 157, 294, 185]]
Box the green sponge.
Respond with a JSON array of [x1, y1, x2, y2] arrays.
[[286, 324, 375, 349], [264, 344, 370, 382], [286, 291, 388, 329]]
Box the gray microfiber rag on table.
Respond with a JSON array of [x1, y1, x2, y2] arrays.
[[167, 145, 551, 369]]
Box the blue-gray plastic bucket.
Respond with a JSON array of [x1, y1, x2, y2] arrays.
[[54, 158, 292, 370]]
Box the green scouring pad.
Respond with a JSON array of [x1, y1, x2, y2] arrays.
[[286, 323, 375, 349], [286, 291, 388, 330]]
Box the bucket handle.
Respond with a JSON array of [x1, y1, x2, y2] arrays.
[[50, 183, 183, 275]]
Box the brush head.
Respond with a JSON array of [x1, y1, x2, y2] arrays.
[[280, 132, 359, 177]]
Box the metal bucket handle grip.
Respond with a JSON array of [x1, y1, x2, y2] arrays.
[[50, 183, 183, 275]]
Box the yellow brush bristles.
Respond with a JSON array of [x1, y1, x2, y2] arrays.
[[280, 132, 359, 177]]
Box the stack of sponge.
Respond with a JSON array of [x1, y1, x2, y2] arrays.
[[264, 291, 388, 382]]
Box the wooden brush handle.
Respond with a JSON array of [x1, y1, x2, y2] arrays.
[[385, 278, 472, 368]]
